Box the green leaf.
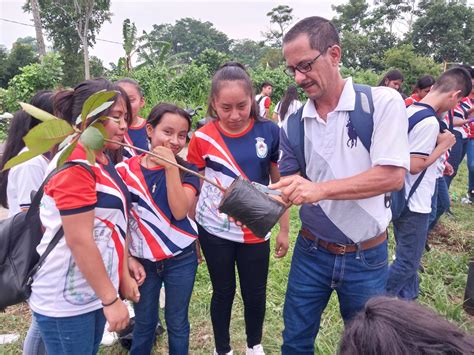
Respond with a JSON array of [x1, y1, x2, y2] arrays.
[[91, 122, 107, 139], [23, 120, 75, 153], [2, 149, 41, 171], [57, 139, 79, 168], [84, 145, 96, 165], [81, 91, 116, 125], [20, 102, 58, 122], [80, 126, 105, 150]]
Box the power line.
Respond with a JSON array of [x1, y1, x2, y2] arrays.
[[0, 17, 123, 45]]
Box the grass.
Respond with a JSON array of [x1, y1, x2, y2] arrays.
[[1, 164, 473, 354]]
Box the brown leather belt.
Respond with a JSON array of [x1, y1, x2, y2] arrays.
[[300, 228, 387, 255]]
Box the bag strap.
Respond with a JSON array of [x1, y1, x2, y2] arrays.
[[286, 106, 306, 178], [349, 83, 375, 152], [448, 110, 454, 132], [256, 95, 265, 105], [25, 161, 95, 285]]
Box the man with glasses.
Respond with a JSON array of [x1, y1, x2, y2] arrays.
[[269, 16, 410, 354]]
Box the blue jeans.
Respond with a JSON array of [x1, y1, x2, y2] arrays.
[[428, 177, 451, 231], [386, 209, 429, 300], [281, 234, 388, 354], [131, 243, 197, 355], [23, 314, 46, 355], [445, 131, 467, 188], [467, 138, 474, 193], [34, 309, 106, 355]]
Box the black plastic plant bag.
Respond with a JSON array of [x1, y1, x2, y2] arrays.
[[218, 177, 287, 238]]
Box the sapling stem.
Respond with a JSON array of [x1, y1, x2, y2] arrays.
[[105, 139, 226, 192]]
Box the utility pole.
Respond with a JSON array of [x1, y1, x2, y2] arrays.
[[30, 0, 46, 58]]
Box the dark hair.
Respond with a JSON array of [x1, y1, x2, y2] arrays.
[[415, 75, 436, 91], [279, 85, 299, 122], [115, 78, 144, 98], [207, 62, 260, 120], [0, 90, 55, 208], [54, 78, 132, 164], [54, 78, 132, 126], [458, 64, 474, 79], [432, 67, 472, 98], [338, 297, 474, 355], [260, 81, 273, 91], [147, 103, 192, 176], [147, 103, 192, 131], [378, 69, 404, 87], [283, 16, 340, 53]]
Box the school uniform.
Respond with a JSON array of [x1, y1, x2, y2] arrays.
[[386, 103, 440, 300], [123, 117, 150, 159], [116, 154, 200, 354], [187, 118, 279, 353], [30, 144, 130, 354]]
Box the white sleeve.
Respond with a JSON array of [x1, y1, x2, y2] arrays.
[[370, 87, 410, 170], [408, 117, 439, 157], [9, 159, 46, 209], [274, 101, 281, 114]]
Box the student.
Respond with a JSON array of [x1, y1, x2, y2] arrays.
[[187, 62, 289, 355], [29, 78, 141, 355], [116, 103, 199, 355], [272, 85, 302, 127], [338, 296, 474, 355], [255, 81, 273, 118], [405, 75, 436, 107], [0, 91, 56, 355], [378, 69, 405, 95], [386, 68, 471, 300], [116, 78, 149, 159]]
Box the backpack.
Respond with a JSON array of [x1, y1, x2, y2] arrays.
[[0, 161, 95, 309], [256, 95, 267, 116], [285, 85, 435, 221], [390, 104, 439, 221]]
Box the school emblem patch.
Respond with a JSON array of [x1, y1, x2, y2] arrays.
[[255, 137, 268, 158]]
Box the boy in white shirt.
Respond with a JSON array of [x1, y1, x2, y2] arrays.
[[386, 67, 472, 299]]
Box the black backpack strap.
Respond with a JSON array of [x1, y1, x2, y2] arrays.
[[285, 106, 306, 178], [25, 161, 95, 285], [448, 110, 454, 132], [256, 95, 264, 105]]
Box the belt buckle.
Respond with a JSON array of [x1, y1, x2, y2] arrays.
[[335, 243, 347, 255]]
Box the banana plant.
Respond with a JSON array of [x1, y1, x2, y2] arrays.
[[2, 90, 116, 171]]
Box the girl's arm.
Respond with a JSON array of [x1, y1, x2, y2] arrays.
[[270, 163, 290, 258], [62, 211, 129, 332]]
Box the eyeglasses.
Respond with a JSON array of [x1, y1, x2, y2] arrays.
[[284, 48, 329, 77]]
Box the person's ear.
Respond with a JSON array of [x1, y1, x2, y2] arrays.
[[327, 45, 341, 66], [146, 123, 153, 139]]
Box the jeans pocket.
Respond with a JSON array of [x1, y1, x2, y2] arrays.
[[360, 241, 388, 269], [296, 235, 318, 254]]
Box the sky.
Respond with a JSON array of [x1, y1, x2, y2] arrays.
[[0, 0, 346, 67]]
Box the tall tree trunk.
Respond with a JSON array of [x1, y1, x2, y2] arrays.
[[83, 39, 90, 79], [30, 0, 46, 58]]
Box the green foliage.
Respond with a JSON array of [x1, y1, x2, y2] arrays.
[[381, 44, 442, 93], [122, 18, 139, 72], [340, 66, 380, 86], [230, 39, 266, 68], [4, 52, 63, 112], [0, 38, 39, 88], [265, 5, 294, 48], [411, 1, 473, 63], [249, 65, 294, 102], [194, 49, 230, 75]]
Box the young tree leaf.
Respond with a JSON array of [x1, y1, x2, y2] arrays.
[[58, 133, 79, 151], [91, 122, 107, 138], [23, 120, 75, 152], [20, 102, 58, 122], [86, 101, 114, 120], [84, 145, 96, 165], [2, 149, 41, 171], [80, 126, 105, 150], [57, 139, 79, 168], [81, 91, 116, 125]]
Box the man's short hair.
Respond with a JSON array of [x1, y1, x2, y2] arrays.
[[260, 81, 273, 91], [432, 67, 472, 97], [283, 16, 340, 54]]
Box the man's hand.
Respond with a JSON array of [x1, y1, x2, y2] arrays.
[[274, 230, 289, 258], [269, 176, 324, 205], [444, 161, 454, 176], [128, 257, 146, 286]]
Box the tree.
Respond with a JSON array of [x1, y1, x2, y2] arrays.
[[332, 0, 371, 32], [194, 49, 230, 74], [29, 0, 46, 57], [143, 18, 232, 61], [230, 39, 266, 67], [24, 0, 111, 81], [264, 5, 294, 47], [410, 1, 473, 63], [372, 0, 413, 35], [122, 19, 139, 73], [1, 38, 38, 87]]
